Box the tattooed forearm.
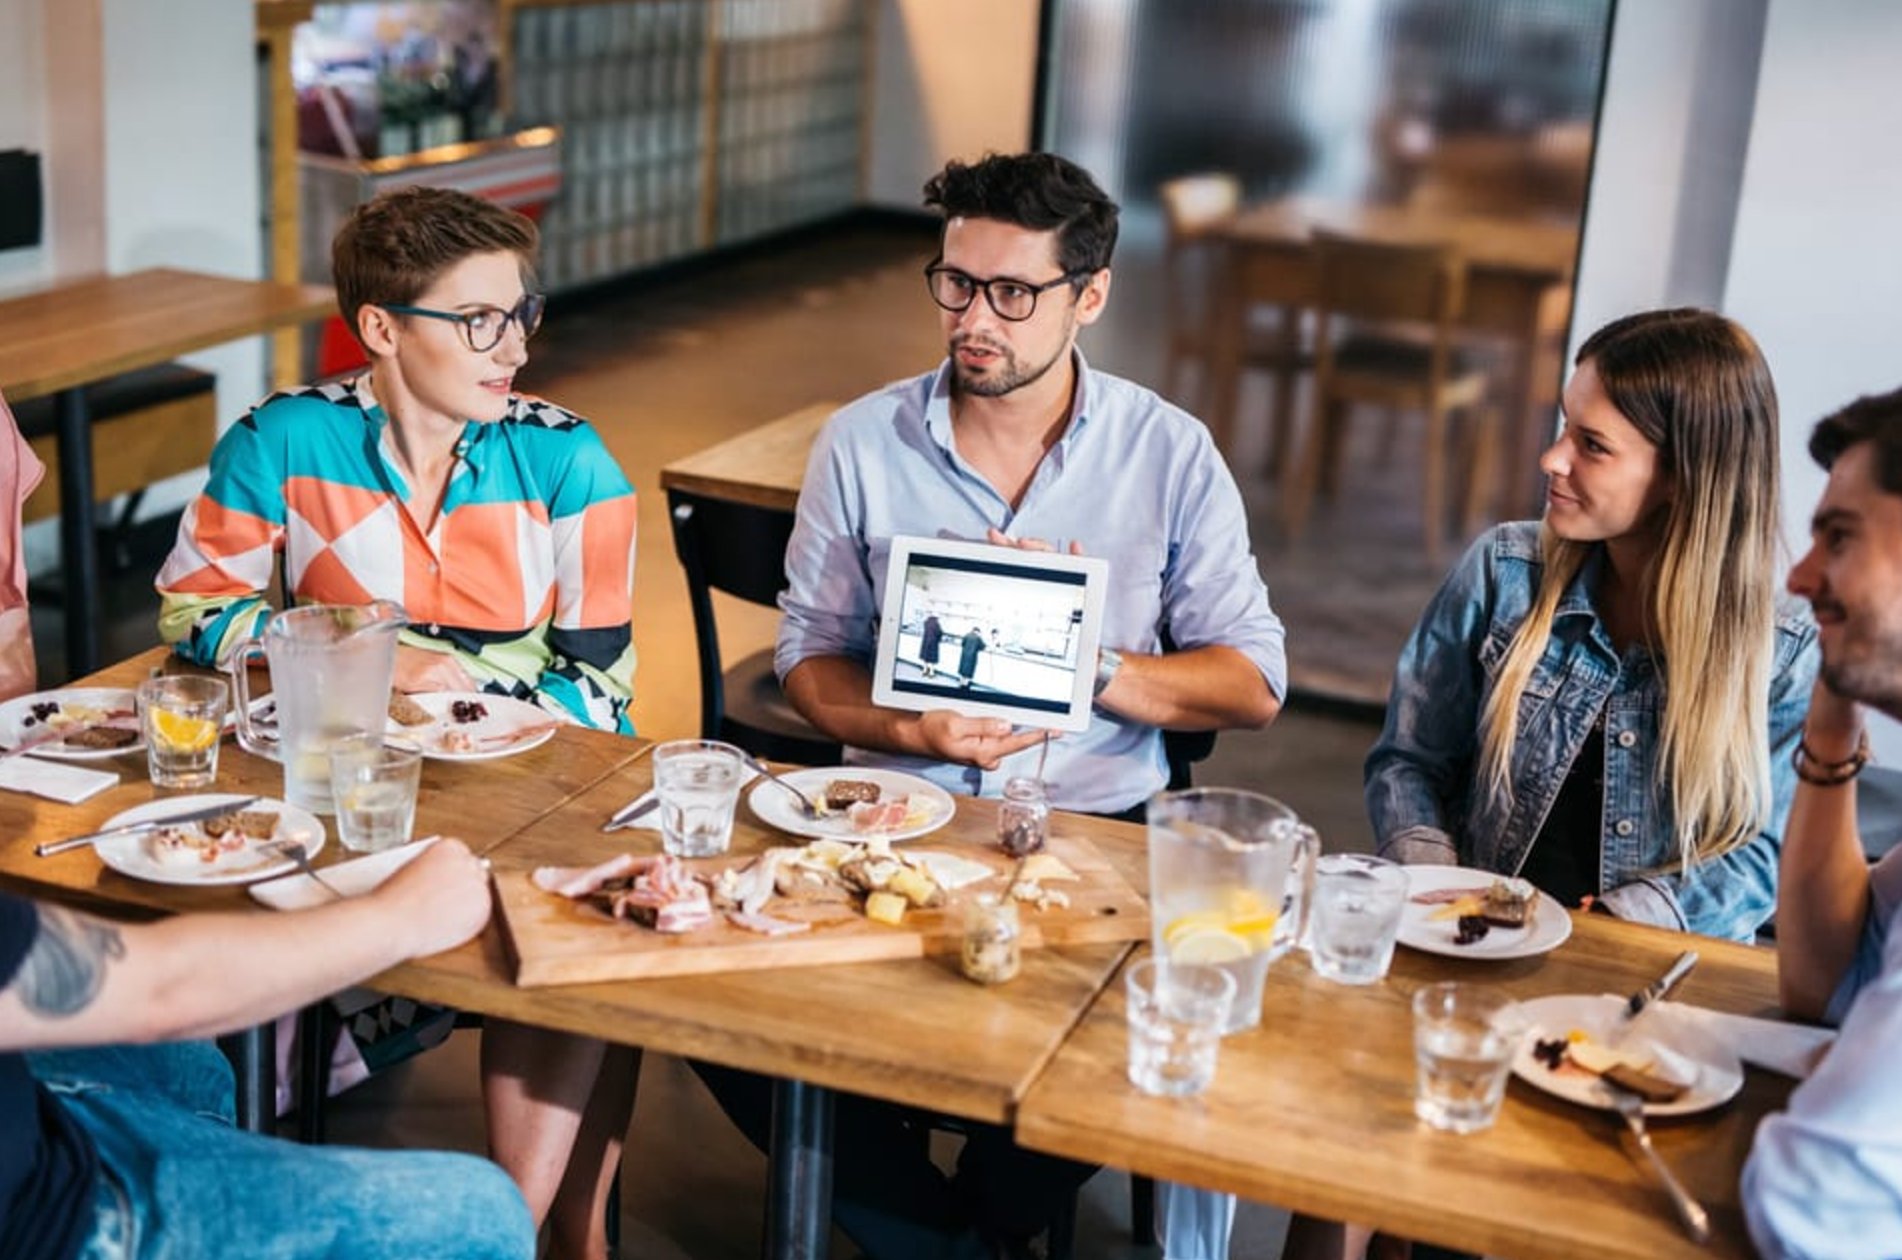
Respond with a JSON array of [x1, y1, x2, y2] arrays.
[[15, 906, 125, 1018]]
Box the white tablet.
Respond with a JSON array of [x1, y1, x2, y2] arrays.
[[872, 535, 1110, 733]]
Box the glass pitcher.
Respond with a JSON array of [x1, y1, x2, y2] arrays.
[[230, 602, 406, 814], [1148, 788, 1320, 1035]]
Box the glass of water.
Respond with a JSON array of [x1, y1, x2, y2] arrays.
[[1125, 956, 1236, 1097], [1309, 854, 1409, 985], [653, 739, 745, 858], [328, 734, 422, 853], [1412, 982, 1524, 1133], [138, 674, 229, 790]]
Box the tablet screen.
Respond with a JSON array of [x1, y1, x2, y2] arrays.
[[871, 536, 1109, 733]]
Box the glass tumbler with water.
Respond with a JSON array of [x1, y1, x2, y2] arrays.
[[1148, 788, 1319, 1035], [1412, 982, 1524, 1133], [137, 674, 229, 790], [1125, 956, 1236, 1097], [329, 734, 423, 852], [1310, 854, 1409, 984], [653, 739, 744, 858], [230, 602, 405, 814]]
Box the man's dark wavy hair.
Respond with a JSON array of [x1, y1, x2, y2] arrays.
[[922, 152, 1119, 277], [1810, 386, 1902, 496]]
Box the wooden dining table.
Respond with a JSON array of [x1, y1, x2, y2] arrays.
[[0, 268, 335, 676], [657, 400, 837, 513], [1017, 917, 1794, 1260], [0, 642, 1805, 1260], [1205, 197, 1579, 516]]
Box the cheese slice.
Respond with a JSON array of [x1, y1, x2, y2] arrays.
[[1018, 853, 1080, 883]]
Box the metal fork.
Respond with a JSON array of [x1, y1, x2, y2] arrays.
[[1606, 1085, 1711, 1243], [738, 751, 823, 819], [268, 839, 347, 902]]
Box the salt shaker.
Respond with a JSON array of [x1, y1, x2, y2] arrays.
[[997, 776, 1049, 857], [960, 893, 1021, 985]]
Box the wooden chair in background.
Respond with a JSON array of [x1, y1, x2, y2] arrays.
[[1158, 173, 1307, 474], [1282, 230, 1497, 563]]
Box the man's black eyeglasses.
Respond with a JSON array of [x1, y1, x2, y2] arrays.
[[923, 263, 1091, 322], [383, 293, 546, 352]]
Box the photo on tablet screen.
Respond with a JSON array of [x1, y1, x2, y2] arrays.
[[871, 536, 1108, 732]]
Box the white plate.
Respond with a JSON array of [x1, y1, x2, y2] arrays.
[[391, 692, 561, 761], [93, 793, 326, 887], [1510, 993, 1745, 1117], [1395, 864, 1573, 960], [747, 767, 957, 842], [0, 688, 143, 761]]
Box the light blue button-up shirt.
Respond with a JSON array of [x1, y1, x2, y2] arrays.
[[775, 353, 1287, 815], [1744, 847, 1902, 1258]]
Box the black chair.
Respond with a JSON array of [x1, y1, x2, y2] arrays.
[[666, 487, 841, 764]]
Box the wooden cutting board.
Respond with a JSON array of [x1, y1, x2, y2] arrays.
[[495, 825, 1149, 988]]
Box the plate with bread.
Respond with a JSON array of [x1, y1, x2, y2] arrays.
[[92, 793, 325, 887], [0, 688, 144, 761], [747, 767, 956, 842], [1396, 866, 1572, 960], [1510, 993, 1744, 1116], [386, 691, 562, 761]]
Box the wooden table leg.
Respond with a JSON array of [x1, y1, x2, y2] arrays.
[[1203, 246, 1247, 455], [763, 1076, 835, 1260], [53, 387, 102, 676]]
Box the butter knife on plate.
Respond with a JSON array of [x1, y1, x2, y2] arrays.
[[36, 796, 263, 857], [1609, 949, 1699, 1046]]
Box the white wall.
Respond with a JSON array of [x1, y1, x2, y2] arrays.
[[1567, 0, 1766, 360], [866, 0, 1039, 208], [1723, 0, 1902, 759], [0, 0, 50, 293]]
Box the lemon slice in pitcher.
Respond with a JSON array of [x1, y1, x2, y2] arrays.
[[151, 709, 218, 753], [1167, 926, 1252, 965]]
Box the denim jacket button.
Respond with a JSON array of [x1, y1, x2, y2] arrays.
[[1615, 819, 1635, 837], [1616, 729, 1637, 748]]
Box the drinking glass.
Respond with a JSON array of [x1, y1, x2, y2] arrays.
[[1125, 956, 1236, 1097], [1412, 982, 1524, 1133], [653, 739, 744, 858], [328, 734, 423, 853], [1148, 788, 1318, 1035], [1309, 854, 1409, 985], [138, 675, 229, 790]]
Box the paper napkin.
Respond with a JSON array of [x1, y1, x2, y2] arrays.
[[0, 755, 119, 803], [248, 836, 439, 911], [1664, 1002, 1836, 1080]]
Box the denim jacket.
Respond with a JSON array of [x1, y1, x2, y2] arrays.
[[1365, 521, 1819, 941]]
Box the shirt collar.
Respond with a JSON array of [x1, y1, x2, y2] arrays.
[[921, 346, 1096, 453], [349, 375, 483, 480]]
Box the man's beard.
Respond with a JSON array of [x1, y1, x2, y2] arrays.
[[1820, 617, 1902, 721], [950, 336, 1068, 398]]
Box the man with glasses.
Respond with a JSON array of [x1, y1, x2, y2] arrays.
[[153, 184, 641, 1258], [743, 152, 1287, 1257]]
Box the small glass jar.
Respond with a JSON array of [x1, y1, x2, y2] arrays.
[[960, 894, 1021, 985], [997, 776, 1049, 857]]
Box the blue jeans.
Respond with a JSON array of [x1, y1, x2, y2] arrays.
[[29, 1042, 533, 1260]]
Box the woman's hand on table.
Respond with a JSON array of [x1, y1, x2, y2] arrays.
[[393, 645, 478, 694]]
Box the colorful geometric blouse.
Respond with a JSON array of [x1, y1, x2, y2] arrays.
[[156, 378, 637, 732]]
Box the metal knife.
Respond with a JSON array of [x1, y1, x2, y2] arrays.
[[36, 796, 264, 857], [1611, 949, 1699, 1043], [601, 793, 660, 832]]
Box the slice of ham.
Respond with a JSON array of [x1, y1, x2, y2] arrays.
[[654, 887, 714, 933], [727, 909, 811, 936], [849, 797, 912, 835], [532, 853, 645, 898]]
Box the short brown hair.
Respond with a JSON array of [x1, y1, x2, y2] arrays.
[[1809, 386, 1902, 496], [331, 185, 538, 338]]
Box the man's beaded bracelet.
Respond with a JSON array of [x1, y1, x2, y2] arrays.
[[1793, 730, 1872, 786]]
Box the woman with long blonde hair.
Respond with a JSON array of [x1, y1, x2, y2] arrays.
[[1365, 307, 1818, 938]]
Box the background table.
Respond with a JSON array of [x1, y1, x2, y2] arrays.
[[1016, 916, 1790, 1260], [657, 400, 836, 513], [0, 269, 334, 675]]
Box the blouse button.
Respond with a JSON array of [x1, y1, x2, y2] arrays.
[[1616, 730, 1637, 749], [1615, 819, 1635, 837]]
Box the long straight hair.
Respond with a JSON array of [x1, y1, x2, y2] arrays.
[[1477, 309, 1781, 872]]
